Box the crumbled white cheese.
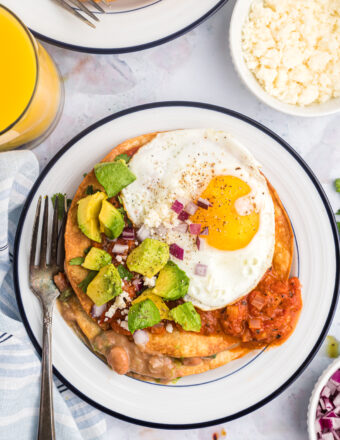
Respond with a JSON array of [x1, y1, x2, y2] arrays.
[[242, 0, 340, 106], [104, 291, 130, 319], [116, 255, 123, 263], [143, 276, 156, 288], [166, 323, 173, 333], [120, 321, 129, 331]]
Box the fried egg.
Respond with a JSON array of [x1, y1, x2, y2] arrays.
[[121, 129, 275, 310]]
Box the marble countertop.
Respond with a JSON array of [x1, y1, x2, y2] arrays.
[[33, 1, 340, 438]]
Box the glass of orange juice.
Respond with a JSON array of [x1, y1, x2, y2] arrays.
[[0, 5, 64, 151]]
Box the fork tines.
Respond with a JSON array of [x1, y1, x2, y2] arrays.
[[54, 0, 105, 28], [30, 196, 66, 270]]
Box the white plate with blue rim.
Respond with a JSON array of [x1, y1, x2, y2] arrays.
[[2, 0, 228, 53], [14, 102, 339, 429]]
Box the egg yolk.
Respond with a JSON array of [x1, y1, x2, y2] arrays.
[[191, 175, 259, 251]]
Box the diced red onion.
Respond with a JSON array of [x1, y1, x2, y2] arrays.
[[316, 369, 340, 438], [112, 243, 129, 254], [185, 201, 198, 215], [195, 263, 207, 277], [178, 210, 190, 221], [155, 224, 167, 237], [170, 243, 184, 260], [171, 200, 184, 214], [334, 395, 340, 407], [132, 277, 143, 291], [320, 418, 333, 431], [332, 430, 340, 440], [133, 329, 149, 345], [250, 294, 266, 311], [189, 223, 201, 235], [196, 236, 203, 250], [122, 227, 135, 240], [91, 304, 106, 318], [197, 197, 212, 209], [324, 398, 335, 412], [322, 387, 332, 398], [137, 225, 150, 241], [248, 318, 262, 329], [173, 223, 188, 233], [200, 226, 209, 236], [332, 371, 340, 384]]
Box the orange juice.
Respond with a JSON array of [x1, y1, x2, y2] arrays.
[[0, 6, 63, 151]]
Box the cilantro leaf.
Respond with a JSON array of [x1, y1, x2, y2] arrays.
[[51, 193, 66, 220], [85, 185, 94, 195], [335, 179, 340, 193], [84, 246, 92, 255], [115, 154, 131, 164], [336, 209, 340, 215], [78, 271, 98, 292], [117, 264, 133, 281], [85, 185, 100, 195], [59, 288, 73, 302], [69, 257, 85, 266], [338, 222, 340, 234]]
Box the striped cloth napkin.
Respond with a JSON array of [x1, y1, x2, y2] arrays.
[[0, 151, 106, 440]]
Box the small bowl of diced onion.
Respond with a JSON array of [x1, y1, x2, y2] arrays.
[[308, 349, 340, 440]]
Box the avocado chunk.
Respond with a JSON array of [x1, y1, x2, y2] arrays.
[[82, 247, 112, 271], [169, 302, 201, 332], [153, 261, 189, 300], [132, 289, 170, 320], [99, 200, 125, 239], [86, 264, 122, 306], [128, 299, 161, 334], [126, 238, 169, 278], [77, 192, 107, 243], [94, 160, 136, 198]]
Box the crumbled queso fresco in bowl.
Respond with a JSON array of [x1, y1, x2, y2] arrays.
[[242, 0, 340, 106]]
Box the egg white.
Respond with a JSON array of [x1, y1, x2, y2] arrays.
[[122, 129, 275, 310]]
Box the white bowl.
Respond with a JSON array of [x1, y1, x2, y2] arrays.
[[229, 0, 340, 117], [307, 357, 340, 440]]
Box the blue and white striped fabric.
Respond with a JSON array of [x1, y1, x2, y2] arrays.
[[0, 151, 106, 440]]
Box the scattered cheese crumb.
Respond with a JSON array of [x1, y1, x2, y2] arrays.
[[104, 291, 130, 319], [166, 323, 173, 333], [116, 255, 123, 263], [242, 0, 340, 106], [143, 276, 156, 287], [120, 321, 129, 331]]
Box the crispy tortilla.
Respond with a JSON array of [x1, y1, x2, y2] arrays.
[[64, 132, 294, 361]]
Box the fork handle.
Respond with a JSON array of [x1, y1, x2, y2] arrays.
[[38, 302, 56, 440]]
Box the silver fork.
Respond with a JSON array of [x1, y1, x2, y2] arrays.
[[29, 195, 66, 440], [53, 0, 105, 28]]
